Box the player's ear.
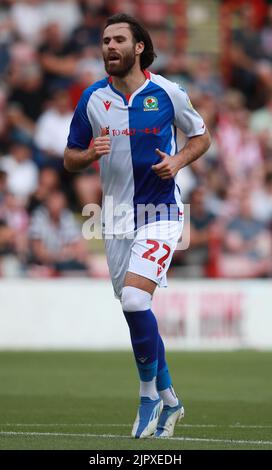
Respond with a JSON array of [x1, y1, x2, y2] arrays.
[[135, 41, 144, 56]]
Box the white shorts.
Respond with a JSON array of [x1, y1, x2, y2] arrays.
[[104, 220, 183, 300]]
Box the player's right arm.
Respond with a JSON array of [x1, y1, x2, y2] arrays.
[[64, 88, 110, 173], [64, 128, 110, 172]]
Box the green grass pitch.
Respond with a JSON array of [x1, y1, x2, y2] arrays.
[[0, 351, 272, 450]]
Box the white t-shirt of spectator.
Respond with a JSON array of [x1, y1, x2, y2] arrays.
[[42, 0, 82, 39], [35, 109, 73, 158], [10, 1, 46, 45], [0, 155, 38, 200]]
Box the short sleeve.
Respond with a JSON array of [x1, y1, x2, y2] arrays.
[[67, 89, 93, 149], [171, 85, 205, 137]]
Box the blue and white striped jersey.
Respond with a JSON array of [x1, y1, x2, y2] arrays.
[[67, 71, 205, 234]]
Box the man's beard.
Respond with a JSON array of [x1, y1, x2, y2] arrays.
[[104, 48, 136, 78]]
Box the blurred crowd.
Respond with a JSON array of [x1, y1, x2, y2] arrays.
[[0, 0, 272, 279]]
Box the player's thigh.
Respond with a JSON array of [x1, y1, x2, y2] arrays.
[[124, 271, 157, 295]]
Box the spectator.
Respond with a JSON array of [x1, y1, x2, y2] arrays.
[[10, 0, 45, 46], [27, 167, 61, 214], [0, 141, 38, 202], [68, 54, 104, 108], [230, 4, 264, 108], [145, 28, 166, 73], [43, 0, 82, 40], [161, 52, 192, 87], [217, 106, 263, 181], [8, 41, 37, 89], [73, 172, 102, 212], [6, 102, 36, 144], [0, 217, 16, 275], [38, 22, 77, 95], [0, 192, 29, 276], [191, 54, 224, 98], [34, 88, 74, 170], [206, 180, 246, 223], [8, 63, 45, 122], [250, 90, 272, 158], [29, 190, 91, 274], [173, 187, 216, 277], [250, 172, 272, 225], [68, 4, 106, 53], [221, 195, 272, 278], [0, 191, 29, 253]]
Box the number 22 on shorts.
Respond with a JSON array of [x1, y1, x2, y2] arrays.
[[142, 240, 171, 276]]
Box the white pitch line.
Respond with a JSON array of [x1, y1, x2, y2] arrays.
[[182, 424, 272, 429], [2, 423, 272, 429], [1, 431, 272, 446]]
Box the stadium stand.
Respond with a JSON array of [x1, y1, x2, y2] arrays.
[[0, 0, 271, 279]]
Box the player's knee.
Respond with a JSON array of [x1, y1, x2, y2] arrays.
[[121, 286, 152, 312]]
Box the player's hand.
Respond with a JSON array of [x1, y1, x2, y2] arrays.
[[151, 148, 180, 180], [90, 127, 111, 161]]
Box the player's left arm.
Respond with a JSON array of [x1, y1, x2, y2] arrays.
[[152, 130, 211, 180], [152, 84, 211, 180]]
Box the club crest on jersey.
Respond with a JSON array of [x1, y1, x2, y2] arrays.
[[103, 100, 112, 111], [143, 96, 159, 111]]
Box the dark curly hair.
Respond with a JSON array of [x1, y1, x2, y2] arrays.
[[104, 13, 157, 70]]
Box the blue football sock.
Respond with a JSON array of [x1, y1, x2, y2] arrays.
[[156, 334, 172, 391], [123, 309, 159, 382]]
